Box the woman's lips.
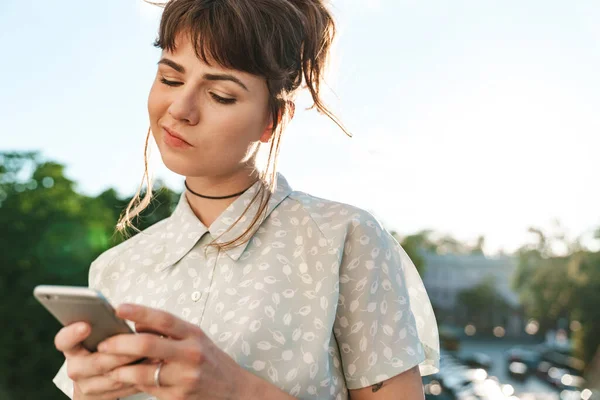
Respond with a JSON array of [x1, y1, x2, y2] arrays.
[[163, 127, 192, 148]]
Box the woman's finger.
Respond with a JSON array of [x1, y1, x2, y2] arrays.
[[109, 360, 183, 388], [75, 379, 140, 400], [68, 352, 142, 379], [134, 323, 167, 337], [115, 304, 200, 340], [98, 332, 185, 360], [54, 322, 91, 357], [134, 325, 169, 364], [77, 376, 134, 394]]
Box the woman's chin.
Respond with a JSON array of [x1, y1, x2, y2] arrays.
[[159, 152, 199, 177]]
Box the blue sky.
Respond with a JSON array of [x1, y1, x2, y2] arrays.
[[1, 0, 599, 255]]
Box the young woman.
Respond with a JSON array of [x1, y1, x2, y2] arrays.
[[52, 0, 440, 399]]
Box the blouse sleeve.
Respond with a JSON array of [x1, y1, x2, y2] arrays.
[[333, 211, 440, 390]]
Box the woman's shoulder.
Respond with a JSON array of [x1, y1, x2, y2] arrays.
[[286, 189, 389, 240], [90, 218, 171, 273]]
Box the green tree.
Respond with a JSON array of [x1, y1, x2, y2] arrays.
[[567, 250, 600, 367], [512, 227, 576, 333], [457, 276, 510, 333], [0, 151, 178, 399], [470, 235, 486, 255], [512, 224, 600, 371], [391, 230, 433, 276], [434, 234, 471, 255]]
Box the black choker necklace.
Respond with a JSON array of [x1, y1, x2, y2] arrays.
[[184, 179, 257, 200]]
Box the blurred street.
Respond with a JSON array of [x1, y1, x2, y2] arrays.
[[424, 336, 599, 400], [458, 339, 558, 399]]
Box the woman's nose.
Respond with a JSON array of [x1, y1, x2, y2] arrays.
[[167, 90, 200, 125]]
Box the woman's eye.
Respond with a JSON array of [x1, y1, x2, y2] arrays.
[[160, 77, 182, 87], [210, 93, 236, 105], [159, 77, 235, 104]]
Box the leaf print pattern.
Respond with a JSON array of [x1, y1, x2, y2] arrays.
[[53, 173, 439, 400]]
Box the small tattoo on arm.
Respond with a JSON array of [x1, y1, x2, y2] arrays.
[[372, 382, 384, 392]]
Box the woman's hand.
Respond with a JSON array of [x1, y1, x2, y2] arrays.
[[54, 322, 145, 400], [96, 304, 261, 400]]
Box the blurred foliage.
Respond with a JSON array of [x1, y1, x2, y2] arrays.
[[391, 230, 488, 277], [457, 276, 511, 334], [0, 151, 178, 399], [513, 226, 600, 372], [391, 230, 428, 276]]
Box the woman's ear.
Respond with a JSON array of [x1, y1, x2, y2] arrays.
[[259, 128, 273, 143], [260, 117, 276, 143], [259, 102, 295, 143]]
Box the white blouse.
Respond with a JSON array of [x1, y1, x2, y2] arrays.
[[54, 173, 440, 399]]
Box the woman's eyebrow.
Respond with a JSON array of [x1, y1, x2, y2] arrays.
[[157, 58, 249, 92], [203, 73, 249, 92], [157, 58, 185, 73]]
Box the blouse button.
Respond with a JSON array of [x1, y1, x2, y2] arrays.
[[191, 291, 201, 302]]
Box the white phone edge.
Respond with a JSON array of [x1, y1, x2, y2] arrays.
[[34, 285, 104, 299]]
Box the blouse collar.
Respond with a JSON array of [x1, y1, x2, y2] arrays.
[[154, 172, 293, 271]]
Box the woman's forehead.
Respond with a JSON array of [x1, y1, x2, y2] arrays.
[[161, 33, 236, 73]]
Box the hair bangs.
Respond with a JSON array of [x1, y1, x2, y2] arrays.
[[153, 0, 281, 78]]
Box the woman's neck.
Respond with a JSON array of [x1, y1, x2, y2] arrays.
[[184, 167, 260, 228]]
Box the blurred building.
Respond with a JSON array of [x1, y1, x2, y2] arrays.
[[421, 252, 526, 337]]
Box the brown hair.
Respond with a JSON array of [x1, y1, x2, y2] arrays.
[[117, 0, 350, 252]]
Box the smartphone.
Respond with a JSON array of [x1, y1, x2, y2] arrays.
[[33, 285, 142, 357]]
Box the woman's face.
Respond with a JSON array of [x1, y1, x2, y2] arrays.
[[148, 33, 272, 178]]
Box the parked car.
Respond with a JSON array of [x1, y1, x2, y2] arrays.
[[461, 352, 493, 370], [441, 370, 473, 397], [547, 368, 586, 392], [536, 360, 555, 384], [540, 348, 585, 376], [439, 352, 470, 382], [505, 346, 541, 372], [507, 360, 529, 381]]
